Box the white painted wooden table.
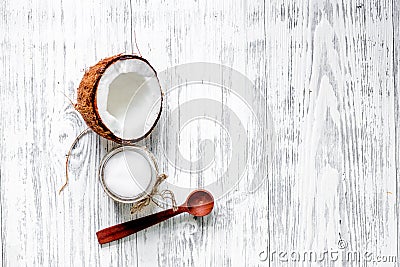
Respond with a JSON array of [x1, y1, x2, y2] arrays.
[[1, 0, 399, 266]]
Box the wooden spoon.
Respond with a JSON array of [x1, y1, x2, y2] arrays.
[[96, 189, 214, 244]]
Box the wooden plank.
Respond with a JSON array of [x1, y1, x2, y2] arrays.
[[133, 0, 272, 266], [0, 2, 7, 265], [394, 0, 400, 263], [0, 0, 134, 266], [266, 0, 397, 266]]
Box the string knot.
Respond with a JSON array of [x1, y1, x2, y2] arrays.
[[130, 173, 177, 214]]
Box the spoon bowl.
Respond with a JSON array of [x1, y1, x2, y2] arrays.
[[186, 190, 214, 216]]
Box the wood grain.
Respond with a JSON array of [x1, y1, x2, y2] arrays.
[[266, 1, 397, 266], [0, 0, 399, 266], [394, 0, 400, 263]]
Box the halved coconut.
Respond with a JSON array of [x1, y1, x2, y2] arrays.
[[75, 54, 162, 143]]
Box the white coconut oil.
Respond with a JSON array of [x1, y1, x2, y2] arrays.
[[102, 148, 154, 200]]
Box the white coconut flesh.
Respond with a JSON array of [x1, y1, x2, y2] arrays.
[[103, 148, 156, 199], [96, 58, 161, 140]]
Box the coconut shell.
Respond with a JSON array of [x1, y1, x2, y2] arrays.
[[75, 54, 163, 144]]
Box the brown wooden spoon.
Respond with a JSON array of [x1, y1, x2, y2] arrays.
[[96, 189, 214, 245]]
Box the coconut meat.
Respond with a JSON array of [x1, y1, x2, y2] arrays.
[[103, 149, 154, 199], [96, 58, 161, 140]]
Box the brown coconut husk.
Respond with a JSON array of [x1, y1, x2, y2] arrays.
[[74, 54, 163, 144]]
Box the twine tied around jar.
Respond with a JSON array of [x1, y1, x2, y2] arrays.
[[130, 173, 178, 214]]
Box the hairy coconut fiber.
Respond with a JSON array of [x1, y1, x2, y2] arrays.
[[75, 54, 162, 144]]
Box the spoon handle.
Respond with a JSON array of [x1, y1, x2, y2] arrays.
[[96, 207, 185, 244]]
